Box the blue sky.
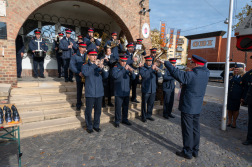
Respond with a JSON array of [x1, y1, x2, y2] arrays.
[[149, 0, 251, 37]]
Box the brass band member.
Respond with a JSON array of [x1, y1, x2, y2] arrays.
[[70, 42, 87, 111]]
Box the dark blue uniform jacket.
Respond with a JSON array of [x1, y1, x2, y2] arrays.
[[81, 60, 108, 98], [140, 64, 161, 94], [59, 36, 77, 59], [164, 61, 210, 114], [112, 63, 136, 97], [70, 50, 87, 82], [162, 68, 175, 91]]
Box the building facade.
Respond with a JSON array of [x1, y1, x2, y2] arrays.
[[186, 31, 252, 70], [166, 35, 187, 65], [0, 0, 152, 86]]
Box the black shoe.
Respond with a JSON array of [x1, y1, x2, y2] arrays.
[[131, 99, 140, 103], [107, 102, 114, 107], [142, 119, 147, 123], [40, 76, 45, 78], [65, 80, 68, 82], [76, 106, 81, 111], [69, 79, 74, 82], [155, 98, 158, 101], [192, 152, 198, 158], [17, 76, 22, 78], [168, 114, 175, 118], [87, 129, 93, 134], [93, 127, 101, 132], [147, 117, 155, 121], [176, 151, 192, 159], [114, 123, 119, 128], [34, 76, 38, 78], [242, 141, 252, 145], [163, 115, 169, 119], [58, 75, 61, 78], [122, 121, 132, 126]]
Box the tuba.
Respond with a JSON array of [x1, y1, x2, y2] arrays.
[[98, 32, 108, 54], [81, 51, 88, 83], [153, 47, 168, 68], [132, 49, 144, 68], [93, 32, 100, 40]]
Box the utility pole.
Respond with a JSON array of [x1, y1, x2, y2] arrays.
[[221, 0, 234, 131]]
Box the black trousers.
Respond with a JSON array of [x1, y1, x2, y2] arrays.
[[247, 105, 252, 142], [141, 93, 156, 119], [16, 54, 22, 77], [181, 112, 200, 157], [131, 75, 139, 100], [63, 58, 73, 80], [115, 96, 129, 124], [85, 97, 102, 130], [33, 57, 44, 77], [163, 90, 175, 116], [76, 81, 84, 108], [56, 55, 63, 76]]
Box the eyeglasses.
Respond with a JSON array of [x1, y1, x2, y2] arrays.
[[190, 61, 195, 64]]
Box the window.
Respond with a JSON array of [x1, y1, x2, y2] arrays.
[[207, 64, 219, 70]]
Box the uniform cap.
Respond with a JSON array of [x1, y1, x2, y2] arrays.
[[58, 32, 64, 36], [87, 48, 98, 55], [88, 28, 94, 32], [78, 42, 87, 48], [169, 58, 177, 64], [65, 28, 72, 34], [192, 55, 207, 65], [119, 54, 128, 62], [145, 56, 153, 61], [126, 42, 134, 48], [34, 30, 41, 34], [234, 63, 243, 68], [111, 32, 117, 36]]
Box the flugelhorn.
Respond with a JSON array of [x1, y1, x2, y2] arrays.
[[96, 59, 110, 72]]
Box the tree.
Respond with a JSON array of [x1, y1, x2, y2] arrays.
[[233, 2, 252, 30]]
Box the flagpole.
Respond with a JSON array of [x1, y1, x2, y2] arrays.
[[221, 0, 234, 131]]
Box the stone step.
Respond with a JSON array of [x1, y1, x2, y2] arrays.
[[20, 113, 114, 138], [11, 86, 67, 95], [17, 81, 76, 88], [19, 105, 163, 138], [19, 99, 160, 123]]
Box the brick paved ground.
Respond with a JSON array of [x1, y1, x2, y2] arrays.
[[0, 96, 252, 167]]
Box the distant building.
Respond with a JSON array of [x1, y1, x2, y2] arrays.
[[166, 35, 188, 65]]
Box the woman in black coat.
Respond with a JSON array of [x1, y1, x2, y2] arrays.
[[225, 64, 246, 128]]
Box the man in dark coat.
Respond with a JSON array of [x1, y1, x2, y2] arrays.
[[162, 58, 177, 119], [99, 46, 115, 107], [28, 30, 48, 78], [15, 35, 24, 78], [140, 56, 161, 122], [112, 54, 136, 127], [242, 68, 252, 145], [81, 48, 108, 134], [70, 42, 87, 111], [104, 31, 122, 62], [126, 42, 139, 103], [53, 32, 64, 78], [159, 55, 209, 159], [59, 28, 77, 82]]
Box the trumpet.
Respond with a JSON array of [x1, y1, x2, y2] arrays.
[[96, 59, 110, 72], [94, 32, 100, 40], [157, 68, 165, 75], [128, 66, 139, 75]]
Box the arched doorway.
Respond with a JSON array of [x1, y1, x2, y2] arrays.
[[0, 0, 151, 86]]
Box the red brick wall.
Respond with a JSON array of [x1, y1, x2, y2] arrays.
[[187, 36, 223, 63], [0, 0, 151, 86]]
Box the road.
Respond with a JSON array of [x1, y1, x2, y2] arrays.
[[176, 81, 224, 100]]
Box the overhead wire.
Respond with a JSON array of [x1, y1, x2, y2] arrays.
[[204, 0, 226, 18], [181, 20, 224, 32]]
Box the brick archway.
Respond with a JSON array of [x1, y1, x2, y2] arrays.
[[0, 0, 151, 86]]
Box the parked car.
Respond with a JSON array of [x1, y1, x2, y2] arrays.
[[176, 65, 186, 70], [206, 62, 246, 82]]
